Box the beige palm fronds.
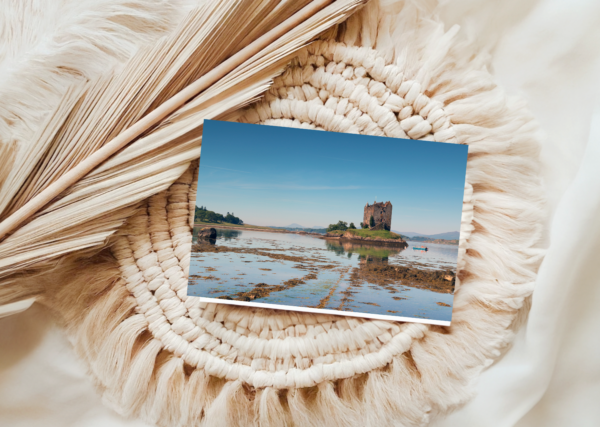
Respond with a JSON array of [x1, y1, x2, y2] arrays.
[[0, 0, 367, 293]]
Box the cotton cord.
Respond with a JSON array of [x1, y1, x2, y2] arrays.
[[239, 40, 456, 144]]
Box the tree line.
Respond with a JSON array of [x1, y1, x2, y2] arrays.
[[195, 206, 243, 225], [409, 235, 459, 245], [328, 215, 377, 232], [326, 220, 356, 232]]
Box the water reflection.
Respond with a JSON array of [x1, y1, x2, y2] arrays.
[[188, 228, 457, 322], [193, 228, 241, 244], [325, 240, 404, 265], [218, 229, 242, 241]]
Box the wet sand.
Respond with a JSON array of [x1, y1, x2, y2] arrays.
[[189, 229, 457, 321], [192, 241, 455, 303]]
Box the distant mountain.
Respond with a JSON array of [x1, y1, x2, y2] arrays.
[[284, 223, 306, 228], [280, 223, 327, 230], [428, 231, 460, 240], [394, 231, 460, 240], [268, 224, 327, 234], [394, 231, 422, 237]]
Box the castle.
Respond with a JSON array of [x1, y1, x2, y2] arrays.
[[364, 201, 392, 231]]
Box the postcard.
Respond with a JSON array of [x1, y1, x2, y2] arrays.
[[187, 120, 468, 326]]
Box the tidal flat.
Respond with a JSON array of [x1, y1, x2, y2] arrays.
[[188, 229, 457, 322]]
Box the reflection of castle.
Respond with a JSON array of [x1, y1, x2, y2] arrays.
[[325, 240, 402, 265], [359, 254, 389, 265], [364, 201, 392, 231]]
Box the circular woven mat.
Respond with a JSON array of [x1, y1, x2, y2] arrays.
[[239, 41, 456, 143], [53, 38, 543, 427]]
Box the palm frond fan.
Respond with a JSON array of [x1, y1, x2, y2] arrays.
[[0, 0, 545, 426]]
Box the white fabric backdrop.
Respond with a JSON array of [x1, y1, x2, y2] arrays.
[[1, 0, 599, 425]]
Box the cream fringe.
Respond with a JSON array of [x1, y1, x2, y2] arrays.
[[5, 1, 545, 426]]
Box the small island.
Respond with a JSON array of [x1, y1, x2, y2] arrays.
[[323, 228, 408, 248], [320, 201, 408, 248]]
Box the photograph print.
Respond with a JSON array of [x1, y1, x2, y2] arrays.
[[188, 120, 468, 325]]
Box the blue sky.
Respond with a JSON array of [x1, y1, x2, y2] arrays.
[[196, 120, 468, 234]]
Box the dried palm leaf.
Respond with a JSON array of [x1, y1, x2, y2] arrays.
[[0, 0, 367, 292]]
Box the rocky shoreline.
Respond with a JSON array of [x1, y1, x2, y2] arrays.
[[195, 225, 456, 249], [191, 241, 455, 297], [195, 225, 409, 248]]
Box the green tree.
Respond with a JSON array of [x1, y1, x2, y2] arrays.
[[224, 212, 243, 225], [195, 206, 243, 225], [327, 220, 349, 232], [349, 222, 356, 229], [195, 206, 208, 222], [206, 211, 218, 223], [369, 215, 375, 227]]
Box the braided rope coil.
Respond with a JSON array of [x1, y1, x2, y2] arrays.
[[241, 41, 456, 144]]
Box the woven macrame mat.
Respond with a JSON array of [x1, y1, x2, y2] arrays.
[[41, 40, 543, 427]]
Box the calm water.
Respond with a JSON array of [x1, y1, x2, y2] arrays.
[[188, 228, 457, 323]]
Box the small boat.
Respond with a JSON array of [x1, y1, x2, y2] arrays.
[[413, 245, 428, 251]]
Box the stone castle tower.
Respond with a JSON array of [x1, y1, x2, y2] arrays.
[[364, 201, 392, 231]]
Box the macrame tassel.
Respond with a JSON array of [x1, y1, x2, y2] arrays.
[[363, 370, 400, 426], [336, 374, 366, 410], [287, 388, 316, 427], [287, 384, 356, 427], [312, 381, 357, 427], [255, 387, 291, 427], [76, 284, 136, 367], [201, 380, 254, 427], [147, 356, 186, 426], [120, 338, 163, 416], [361, 357, 430, 426], [95, 314, 149, 391], [409, 327, 483, 413], [180, 369, 211, 427]]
